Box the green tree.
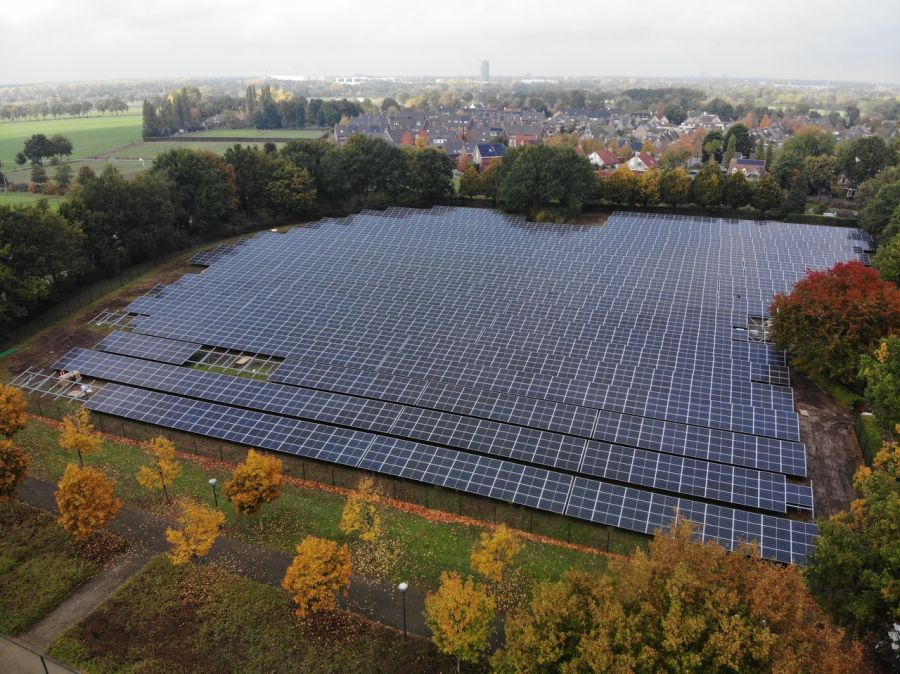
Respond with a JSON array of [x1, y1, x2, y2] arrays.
[[690, 161, 722, 208], [782, 173, 810, 216], [48, 134, 73, 159], [722, 135, 737, 169], [723, 123, 753, 158], [404, 147, 455, 203], [496, 145, 596, 215], [804, 155, 838, 195], [838, 136, 896, 185], [265, 159, 316, 217], [659, 167, 692, 207], [151, 148, 238, 233], [859, 337, 900, 432], [873, 233, 900, 283], [22, 134, 54, 164], [30, 163, 48, 186], [859, 181, 900, 241], [752, 173, 783, 215], [223, 144, 274, 214], [764, 143, 773, 170], [0, 204, 84, 331], [339, 135, 408, 202], [54, 162, 73, 192], [458, 164, 482, 197], [806, 439, 900, 654], [755, 138, 765, 160], [700, 130, 723, 163], [722, 171, 753, 209]]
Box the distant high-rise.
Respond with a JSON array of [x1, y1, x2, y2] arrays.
[[480, 60, 490, 82]]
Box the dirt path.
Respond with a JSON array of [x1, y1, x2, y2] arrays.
[[792, 374, 863, 518]]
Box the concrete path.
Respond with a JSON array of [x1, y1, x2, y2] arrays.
[[0, 636, 77, 674]]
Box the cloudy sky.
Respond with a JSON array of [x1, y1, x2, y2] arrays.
[[1, 0, 898, 84]]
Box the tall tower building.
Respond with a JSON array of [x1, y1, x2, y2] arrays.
[[480, 60, 490, 83]]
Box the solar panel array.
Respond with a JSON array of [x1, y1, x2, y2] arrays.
[[52, 207, 872, 564]]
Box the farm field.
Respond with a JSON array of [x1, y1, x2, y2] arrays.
[[110, 140, 287, 159], [0, 114, 142, 162], [179, 128, 327, 139], [0, 191, 63, 209]]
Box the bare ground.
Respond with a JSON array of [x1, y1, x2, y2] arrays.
[[793, 373, 863, 518]]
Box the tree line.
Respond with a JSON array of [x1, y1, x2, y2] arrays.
[[0, 137, 454, 339], [142, 85, 364, 138], [0, 97, 129, 122]]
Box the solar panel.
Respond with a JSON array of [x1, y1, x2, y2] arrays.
[[48, 207, 864, 564]]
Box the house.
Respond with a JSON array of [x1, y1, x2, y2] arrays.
[[508, 134, 542, 148], [727, 158, 766, 180], [473, 143, 506, 168], [588, 149, 622, 168], [626, 153, 659, 173]]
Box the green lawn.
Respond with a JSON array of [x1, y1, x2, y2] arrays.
[[49, 556, 463, 674], [0, 191, 63, 210], [179, 128, 327, 139], [0, 503, 125, 635], [0, 115, 142, 163], [16, 418, 613, 591]]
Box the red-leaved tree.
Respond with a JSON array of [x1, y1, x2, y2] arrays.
[[770, 261, 900, 385]]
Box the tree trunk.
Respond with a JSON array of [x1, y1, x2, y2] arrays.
[[77, 449, 83, 467]]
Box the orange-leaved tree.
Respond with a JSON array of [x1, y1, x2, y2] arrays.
[[493, 517, 869, 674], [470, 524, 522, 583], [425, 571, 496, 673], [224, 449, 283, 529], [55, 464, 121, 539], [339, 475, 382, 544], [59, 408, 102, 467], [165, 500, 225, 565], [137, 436, 181, 503], [282, 535, 351, 619], [0, 438, 30, 504], [0, 384, 28, 438]]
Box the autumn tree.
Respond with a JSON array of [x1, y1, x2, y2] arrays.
[[770, 261, 900, 385], [55, 464, 121, 539], [0, 439, 29, 504], [806, 438, 900, 659], [494, 519, 868, 674], [859, 336, 900, 432], [458, 164, 482, 197], [470, 524, 523, 583], [425, 571, 496, 673], [636, 167, 661, 206], [339, 475, 382, 543], [691, 161, 723, 208], [659, 167, 692, 207], [59, 408, 102, 467], [165, 500, 225, 565], [282, 535, 352, 619], [602, 165, 638, 205], [137, 436, 181, 503], [0, 384, 28, 438], [224, 449, 283, 529]]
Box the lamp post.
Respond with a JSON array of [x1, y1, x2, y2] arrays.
[[209, 478, 218, 507], [398, 582, 408, 639]]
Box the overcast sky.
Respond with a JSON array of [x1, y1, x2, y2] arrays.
[[1, 0, 898, 85]]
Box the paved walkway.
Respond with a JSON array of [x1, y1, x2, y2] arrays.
[[16, 477, 433, 651]]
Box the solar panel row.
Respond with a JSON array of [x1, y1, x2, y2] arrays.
[[85, 383, 815, 564], [55, 347, 796, 512]]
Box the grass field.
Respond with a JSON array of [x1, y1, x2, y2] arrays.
[[16, 417, 615, 592], [49, 556, 463, 674], [0, 115, 142, 162], [0, 191, 63, 209], [0, 504, 125, 635], [110, 140, 287, 159], [180, 128, 327, 139]]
